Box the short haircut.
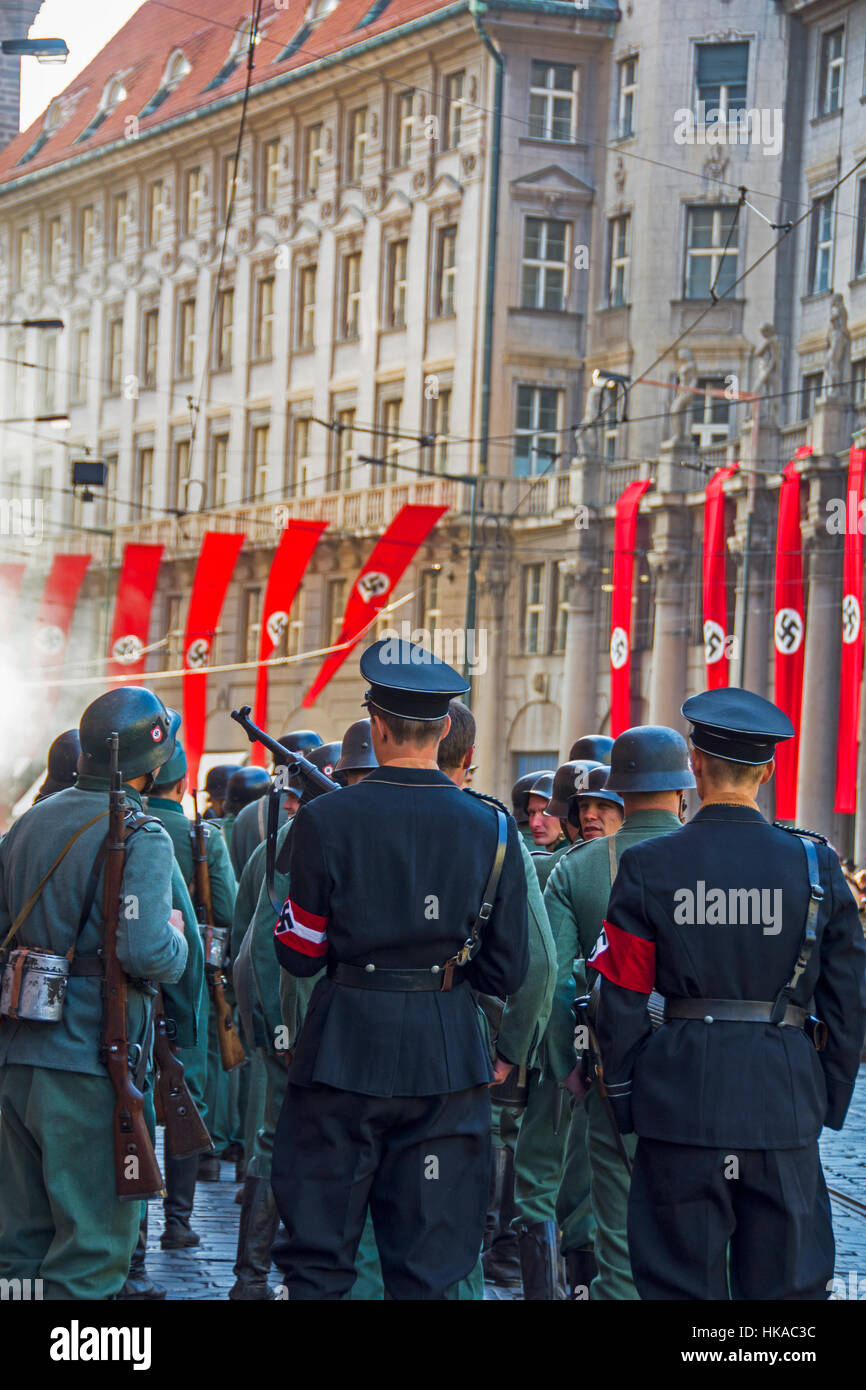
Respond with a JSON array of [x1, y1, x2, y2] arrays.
[[437, 700, 476, 771], [694, 747, 767, 787], [367, 702, 448, 749]]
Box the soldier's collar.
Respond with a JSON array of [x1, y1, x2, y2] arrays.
[[146, 795, 185, 813], [75, 774, 143, 807], [699, 792, 761, 812], [381, 756, 441, 769]]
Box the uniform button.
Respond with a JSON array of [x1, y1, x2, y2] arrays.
[[703, 1015, 714, 1024], [364, 963, 375, 973]]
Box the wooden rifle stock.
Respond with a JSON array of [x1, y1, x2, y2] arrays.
[[101, 732, 165, 1201], [191, 792, 247, 1073], [154, 990, 213, 1157]]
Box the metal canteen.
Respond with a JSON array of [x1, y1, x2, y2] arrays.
[[0, 947, 70, 1022], [202, 926, 228, 969]]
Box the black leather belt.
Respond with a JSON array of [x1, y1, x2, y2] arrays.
[[664, 997, 807, 1028], [69, 957, 103, 977], [329, 963, 463, 992]]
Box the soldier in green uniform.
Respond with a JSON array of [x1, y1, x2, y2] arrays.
[[228, 732, 321, 874], [146, 740, 238, 1184], [544, 728, 693, 1300], [221, 766, 270, 865], [0, 687, 187, 1300], [511, 772, 543, 849], [33, 729, 81, 803]]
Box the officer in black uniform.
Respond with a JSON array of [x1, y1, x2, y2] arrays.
[[593, 688, 866, 1300], [33, 729, 81, 802], [270, 639, 529, 1299]]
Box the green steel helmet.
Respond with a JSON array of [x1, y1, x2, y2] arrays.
[[225, 766, 271, 814], [288, 741, 342, 793], [335, 719, 377, 774], [273, 730, 323, 767], [605, 725, 696, 794], [528, 770, 556, 804], [205, 763, 241, 799], [569, 735, 614, 766], [546, 760, 604, 819], [34, 729, 82, 801], [78, 687, 180, 780], [511, 770, 555, 823], [576, 764, 625, 809], [153, 739, 188, 788]]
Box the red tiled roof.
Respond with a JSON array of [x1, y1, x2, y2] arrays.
[[0, 0, 464, 186]]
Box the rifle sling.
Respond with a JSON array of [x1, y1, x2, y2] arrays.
[[265, 784, 284, 915], [1, 812, 108, 954]]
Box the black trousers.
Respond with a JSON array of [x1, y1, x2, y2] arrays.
[[627, 1138, 834, 1300], [270, 1080, 491, 1300]]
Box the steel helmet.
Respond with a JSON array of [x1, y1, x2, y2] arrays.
[[79, 687, 180, 780], [546, 760, 605, 819], [605, 726, 696, 794], [527, 771, 556, 805], [335, 719, 377, 774], [34, 729, 82, 801], [153, 739, 188, 788], [576, 763, 625, 809], [288, 741, 342, 793], [512, 770, 555, 823], [273, 730, 323, 767], [205, 764, 242, 799], [569, 735, 614, 765], [225, 766, 271, 814]]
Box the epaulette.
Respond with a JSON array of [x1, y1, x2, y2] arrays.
[[126, 810, 163, 836], [564, 837, 593, 857], [530, 848, 550, 860], [773, 821, 829, 847], [465, 788, 511, 816]]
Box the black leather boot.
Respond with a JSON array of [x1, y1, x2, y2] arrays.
[[228, 1176, 279, 1301], [198, 1152, 221, 1183], [119, 1211, 166, 1300], [518, 1221, 566, 1301], [161, 1152, 201, 1249], [564, 1247, 597, 1300], [480, 1148, 522, 1288]]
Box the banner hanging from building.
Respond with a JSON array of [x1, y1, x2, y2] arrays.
[[32, 553, 91, 679], [183, 531, 244, 791], [106, 543, 164, 682], [610, 478, 652, 737], [834, 446, 866, 814], [0, 563, 26, 641], [302, 504, 448, 708], [250, 519, 328, 766], [773, 450, 810, 820], [702, 464, 739, 689]]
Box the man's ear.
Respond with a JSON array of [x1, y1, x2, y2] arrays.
[[758, 759, 774, 786], [462, 744, 475, 771]]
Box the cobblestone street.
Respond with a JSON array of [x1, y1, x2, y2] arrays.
[[148, 1067, 866, 1301]]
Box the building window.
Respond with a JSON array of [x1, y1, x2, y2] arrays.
[[107, 315, 124, 392], [241, 588, 262, 664], [691, 376, 730, 448], [333, 407, 356, 490], [522, 563, 544, 654], [297, 264, 317, 349], [325, 577, 347, 647], [341, 251, 362, 340], [382, 397, 402, 479], [695, 41, 748, 118], [136, 446, 154, 514], [178, 296, 196, 377], [148, 180, 164, 246], [427, 388, 451, 472], [215, 287, 234, 370], [617, 55, 638, 137], [254, 275, 275, 359], [80, 205, 95, 264], [807, 193, 834, 295], [851, 357, 865, 405], [434, 225, 457, 316], [386, 238, 408, 328], [184, 167, 201, 234], [73, 327, 89, 403], [348, 108, 367, 182], [607, 213, 630, 307], [171, 436, 191, 511], [515, 384, 560, 477], [818, 26, 844, 115], [685, 205, 739, 299], [443, 71, 464, 149], [292, 414, 312, 494], [15, 226, 31, 286], [396, 91, 414, 166], [856, 178, 866, 280], [112, 193, 129, 257], [521, 218, 569, 310], [249, 423, 270, 499], [800, 372, 823, 420], [552, 562, 569, 653], [40, 336, 58, 412], [420, 568, 441, 632], [165, 594, 184, 668], [305, 124, 323, 196], [208, 433, 228, 508], [528, 61, 578, 142], [142, 308, 159, 388], [47, 216, 62, 278], [263, 138, 280, 209], [221, 154, 238, 219]]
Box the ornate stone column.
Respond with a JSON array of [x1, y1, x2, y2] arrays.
[[727, 499, 774, 699], [557, 553, 599, 761], [472, 560, 510, 798], [646, 505, 691, 730], [796, 467, 844, 835]]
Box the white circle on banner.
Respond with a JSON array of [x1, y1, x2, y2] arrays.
[[773, 608, 803, 655], [266, 610, 289, 646], [703, 619, 726, 665], [610, 626, 629, 670], [842, 594, 861, 645], [356, 571, 390, 603], [35, 624, 65, 655], [186, 638, 210, 669], [112, 634, 144, 665]]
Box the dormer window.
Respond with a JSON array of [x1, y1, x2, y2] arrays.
[[204, 19, 260, 91], [17, 98, 65, 164], [140, 49, 191, 118], [309, 0, 338, 20], [76, 77, 127, 143]]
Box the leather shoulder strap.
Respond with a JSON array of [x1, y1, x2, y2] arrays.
[[769, 834, 824, 1024], [1, 811, 108, 953], [608, 833, 618, 886]]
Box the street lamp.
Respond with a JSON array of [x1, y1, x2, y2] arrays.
[[0, 318, 64, 330], [0, 413, 70, 428], [1, 39, 69, 64]]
